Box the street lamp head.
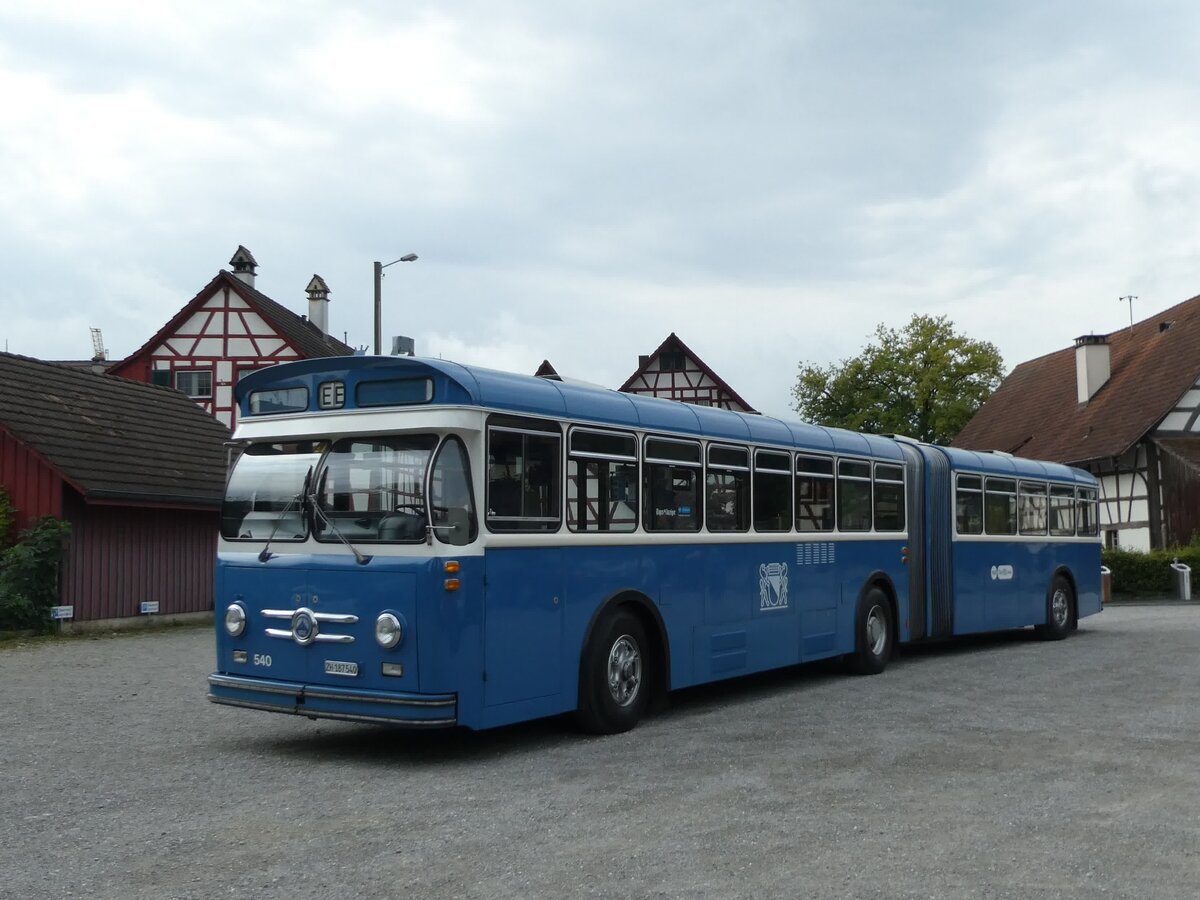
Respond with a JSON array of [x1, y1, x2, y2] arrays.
[[400, 253, 418, 262]]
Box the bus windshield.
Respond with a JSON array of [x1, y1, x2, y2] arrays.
[[221, 441, 326, 540], [313, 435, 438, 543]]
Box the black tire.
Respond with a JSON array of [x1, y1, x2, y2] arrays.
[[576, 609, 650, 734], [1036, 574, 1074, 641], [846, 587, 893, 675]]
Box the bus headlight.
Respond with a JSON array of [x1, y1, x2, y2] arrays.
[[224, 603, 246, 637], [374, 612, 403, 649]]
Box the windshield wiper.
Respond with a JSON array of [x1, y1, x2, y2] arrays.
[[258, 467, 311, 563], [307, 489, 373, 566]]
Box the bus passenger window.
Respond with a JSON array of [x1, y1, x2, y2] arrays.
[[706, 445, 749, 532], [487, 422, 562, 532], [644, 437, 702, 532], [795, 455, 834, 532], [1018, 481, 1048, 535], [753, 451, 792, 532], [873, 463, 905, 532], [837, 459, 872, 532], [1049, 486, 1075, 536], [984, 478, 1017, 535], [567, 428, 638, 533], [1076, 488, 1099, 536], [955, 475, 983, 535]]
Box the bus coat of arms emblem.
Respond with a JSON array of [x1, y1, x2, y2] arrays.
[[759, 562, 789, 611]]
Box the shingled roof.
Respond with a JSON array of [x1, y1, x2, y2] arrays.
[[953, 293, 1200, 464], [0, 353, 231, 507]]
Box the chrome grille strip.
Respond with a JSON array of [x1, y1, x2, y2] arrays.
[[260, 608, 359, 624], [264, 628, 354, 644]]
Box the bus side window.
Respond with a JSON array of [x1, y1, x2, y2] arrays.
[[796, 455, 835, 532], [706, 444, 749, 532], [984, 478, 1017, 535], [956, 475, 983, 535], [837, 459, 872, 532], [567, 428, 638, 533], [873, 463, 905, 532], [644, 437, 702, 532], [486, 422, 562, 532], [1049, 485, 1075, 536]]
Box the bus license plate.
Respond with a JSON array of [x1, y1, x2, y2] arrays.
[[324, 660, 359, 677]]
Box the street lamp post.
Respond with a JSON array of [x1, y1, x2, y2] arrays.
[[373, 253, 418, 355]]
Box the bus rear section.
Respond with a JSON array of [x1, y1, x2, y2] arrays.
[[899, 441, 1102, 642]]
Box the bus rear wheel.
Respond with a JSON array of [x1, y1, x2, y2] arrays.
[[576, 610, 650, 734], [847, 587, 892, 675], [1036, 575, 1074, 641]]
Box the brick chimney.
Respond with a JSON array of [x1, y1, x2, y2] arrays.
[[1074, 334, 1111, 404], [306, 275, 331, 334], [229, 245, 258, 288]]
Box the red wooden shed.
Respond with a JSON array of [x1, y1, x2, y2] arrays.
[[0, 353, 230, 622]]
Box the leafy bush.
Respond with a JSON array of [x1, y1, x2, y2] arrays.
[[0, 516, 72, 631], [1103, 546, 1200, 596]]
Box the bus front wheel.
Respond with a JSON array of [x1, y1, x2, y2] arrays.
[[1036, 575, 1074, 641], [576, 610, 650, 734], [847, 587, 892, 675]]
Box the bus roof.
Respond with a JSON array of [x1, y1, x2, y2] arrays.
[[235, 355, 910, 462], [934, 445, 1096, 486]]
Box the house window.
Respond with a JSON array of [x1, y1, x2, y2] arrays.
[[150, 369, 171, 387], [176, 370, 213, 399], [659, 350, 685, 371]]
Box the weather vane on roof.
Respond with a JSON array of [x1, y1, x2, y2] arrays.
[[1118, 295, 1137, 331]]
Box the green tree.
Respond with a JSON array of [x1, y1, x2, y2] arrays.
[[792, 314, 1003, 444]]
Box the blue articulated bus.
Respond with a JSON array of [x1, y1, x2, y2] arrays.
[[208, 356, 1102, 734]]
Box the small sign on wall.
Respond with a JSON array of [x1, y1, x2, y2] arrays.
[[50, 606, 74, 620], [140, 601, 160, 615]]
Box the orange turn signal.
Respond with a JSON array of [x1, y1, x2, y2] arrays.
[[444, 578, 461, 592], [443, 560, 461, 574]]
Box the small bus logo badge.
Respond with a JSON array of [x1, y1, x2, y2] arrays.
[[291, 608, 319, 646], [759, 563, 789, 611], [318, 381, 346, 409]]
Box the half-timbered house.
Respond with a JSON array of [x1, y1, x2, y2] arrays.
[[618, 333, 756, 413], [0, 353, 230, 622], [953, 294, 1200, 551], [108, 246, 353, 428]]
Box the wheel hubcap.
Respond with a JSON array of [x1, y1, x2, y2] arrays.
[[1051, 588, 1070, 628], [866, 606, 887, 656], [607, 635, 642, 707]]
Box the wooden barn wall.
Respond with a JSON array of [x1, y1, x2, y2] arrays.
[[1159, 453, 1200, 547], [61, 493, 217, 621], [0, 429, 63, 535]]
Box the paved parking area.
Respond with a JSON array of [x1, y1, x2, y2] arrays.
[[2, 605, 1198, 899]]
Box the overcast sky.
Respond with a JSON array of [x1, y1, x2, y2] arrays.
[[3, 1, 1198, 417]]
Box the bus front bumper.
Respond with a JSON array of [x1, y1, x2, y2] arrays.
[[207, 673, 458, 728]]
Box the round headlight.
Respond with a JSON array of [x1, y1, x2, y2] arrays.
[[375, 612, 403, 649], [224, 603, 246, 637]]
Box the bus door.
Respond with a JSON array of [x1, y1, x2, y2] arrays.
[[480, 421, 565, 709], [482, 549, 564, 707]]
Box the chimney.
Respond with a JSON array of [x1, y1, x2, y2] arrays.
[[1074, 334, 1111, 404], [229, 245, 258, 287], [306, 274, 331, 333]]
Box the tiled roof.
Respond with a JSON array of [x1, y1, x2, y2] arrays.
[[0, 352, 231, 507], [619, 332, 757, 413], [953, 293, 1200, 464]]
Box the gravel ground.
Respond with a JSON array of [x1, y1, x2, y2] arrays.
[[1, 605, 1198, 900]]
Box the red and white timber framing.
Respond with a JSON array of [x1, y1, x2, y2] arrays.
[[148, 284, 301, 428]]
